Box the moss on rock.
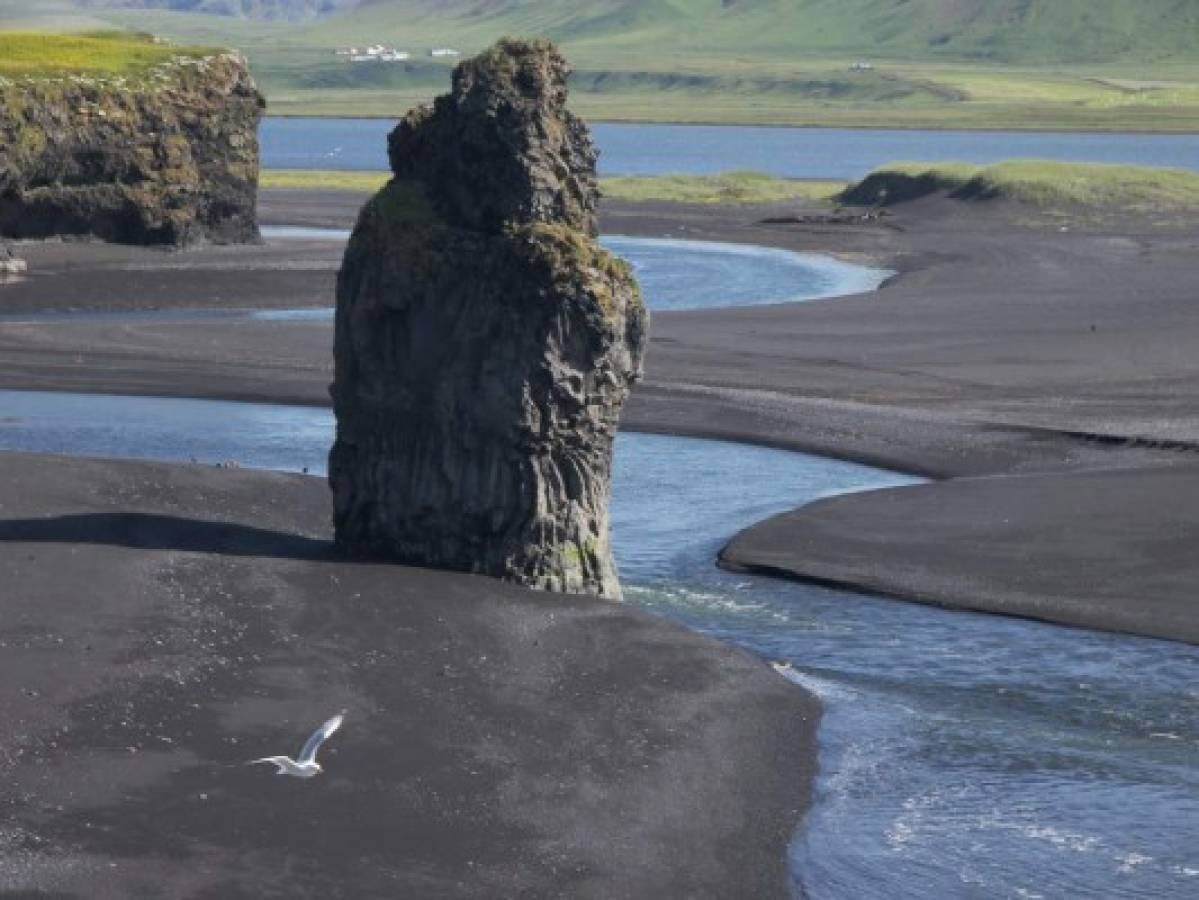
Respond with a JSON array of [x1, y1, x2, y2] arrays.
[[0, 46, 264, 247]]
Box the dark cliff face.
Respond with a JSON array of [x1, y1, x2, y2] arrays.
[[0, 52, 264, 247], [331, 39, 647, 599], [386, 40, 599, 235]]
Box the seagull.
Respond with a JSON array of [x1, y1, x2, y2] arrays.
[[248, 711, 345, 778]]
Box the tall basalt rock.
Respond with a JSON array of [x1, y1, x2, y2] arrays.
[[330, 38, 647, 599], [0, 52, 263, 246]]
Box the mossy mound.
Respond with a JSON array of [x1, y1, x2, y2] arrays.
[[841, 160, 1199, 212]]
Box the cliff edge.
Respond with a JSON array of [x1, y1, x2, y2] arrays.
[[0, 38, 263, 246], [330, 38, 647, 598]]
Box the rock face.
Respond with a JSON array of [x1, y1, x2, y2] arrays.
[[0, 53, 263, 246], [330, 39, 647, 599]]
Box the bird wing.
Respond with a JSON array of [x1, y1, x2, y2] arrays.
[[297, 712, 344, 765], [249, 756, 291, 768]]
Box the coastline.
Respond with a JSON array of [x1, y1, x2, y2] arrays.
[[2, 189, 1196, 646]]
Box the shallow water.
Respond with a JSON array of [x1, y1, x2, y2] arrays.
[[0, 388, 1195, 899], [602, 236, 888, 310], [261, 118, 1199, 179], [0, 235, 889, 325], [258, 229, 890, 311]]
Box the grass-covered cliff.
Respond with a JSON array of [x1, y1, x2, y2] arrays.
[[0, 30, 211, 77], [0, 31, 264, 245]]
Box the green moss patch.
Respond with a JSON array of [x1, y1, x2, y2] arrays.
[[517, 222, 643, 321]]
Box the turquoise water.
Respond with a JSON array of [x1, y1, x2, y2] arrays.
[[261, 118, 1199, 180], [258, 229, 892, 312], [0, 389, 1195, 899], [0, 235, 890, 326]]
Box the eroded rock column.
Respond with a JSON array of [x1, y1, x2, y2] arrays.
[[330, 39, 647, 598], [0, 52, 263, 247]]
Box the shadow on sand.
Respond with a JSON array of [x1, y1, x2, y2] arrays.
[[0, 512, 335, 561]]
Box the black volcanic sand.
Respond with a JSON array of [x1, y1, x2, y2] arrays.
[[721, 463, 1199, 645], [2, 189, 1198, 643], [0, 451, 814, 898]]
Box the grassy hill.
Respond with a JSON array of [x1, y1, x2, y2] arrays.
[[77, 0, 1199, 63], [7, 0, 1199, 127]]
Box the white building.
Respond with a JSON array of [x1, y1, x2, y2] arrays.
[[346, 46, 410, 63]]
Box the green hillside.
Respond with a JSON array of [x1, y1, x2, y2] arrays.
[[0, 30, 204, 78], [85, 0, 1199, 64], [9, 0, 1199, 127]]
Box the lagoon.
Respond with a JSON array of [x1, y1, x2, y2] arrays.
[[262, 118, 1199, 180]]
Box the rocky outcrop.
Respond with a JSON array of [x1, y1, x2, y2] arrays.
[[330, 38, 647, 599], [0, 52, 263, 246]]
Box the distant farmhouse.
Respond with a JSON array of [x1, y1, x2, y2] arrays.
[[336, 45, 411, 63]]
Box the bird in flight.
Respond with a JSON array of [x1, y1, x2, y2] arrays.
[[249, 711, 345, 778]]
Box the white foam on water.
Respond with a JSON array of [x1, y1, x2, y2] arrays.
[[1117, 852, 1155, 874]]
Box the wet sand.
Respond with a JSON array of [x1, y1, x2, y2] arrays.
[[722, 463, 1199, 644]]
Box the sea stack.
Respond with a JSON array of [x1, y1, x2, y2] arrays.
[[330, 38, 647, 598], [0, 51, 263, 246]]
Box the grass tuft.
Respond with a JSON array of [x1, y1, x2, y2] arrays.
[[260, 169, 393, 192], [601, 171, 844, 205]]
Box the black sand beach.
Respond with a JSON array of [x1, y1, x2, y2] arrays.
[[1, 184, 1197, 893], [1, 189, 1195, 642], [0, 451, 815, 898]]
